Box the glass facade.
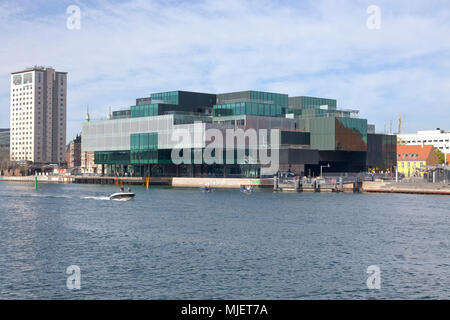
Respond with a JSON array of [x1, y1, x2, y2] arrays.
[[213, 102, 283, 117], [298, 108, 329, 118], [366, 134, 397, 169], [335, 117, 367, 152], [217, 91, 288, 106], [172, 114, 212, 125], [250, 91, 288, 106], [130, 132, 158, 151], [151, 91, 179, 105], [94, 151, 130, 165], [136, 97, 151, 106], [82, 115, 208, 152], [289, 96, 337, 110], [83, 89, 395, 177], [130, 150, 159, 164], [286, 109, 303, 117], [307, 117, 336, 151], [297, 116, 368, 151], [130, 104, 159, 118], [112, 110, 131, 119], [280, 131, 310, 146], [301, 96, 337, 110]]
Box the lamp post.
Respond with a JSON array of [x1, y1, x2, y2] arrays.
[[320, 163, 330, 178]]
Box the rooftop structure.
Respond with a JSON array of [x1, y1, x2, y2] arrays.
[[398, 129, 450, 153]]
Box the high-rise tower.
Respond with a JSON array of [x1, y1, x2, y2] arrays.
[[10, 66, 67, 164]]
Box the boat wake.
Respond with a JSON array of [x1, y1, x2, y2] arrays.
[[110, 197, 133, 202], [16, 194, 74, 199], [82, 196, 111, 201]]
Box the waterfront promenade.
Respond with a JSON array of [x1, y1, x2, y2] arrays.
[[1, 175, 449, 195], [362, 181, 450, 195]]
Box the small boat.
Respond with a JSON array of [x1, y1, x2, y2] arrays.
[[240, 185, 255, 193], [200, 187, 215, 193], [109, 192, 135, 201]]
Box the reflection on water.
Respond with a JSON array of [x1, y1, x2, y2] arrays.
[[0, 182, 449, 299]]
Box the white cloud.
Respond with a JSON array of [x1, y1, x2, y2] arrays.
[[1, 0, 450, 139]]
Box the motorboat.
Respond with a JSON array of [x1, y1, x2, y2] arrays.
[[200, 186, 215, 193], [240, 185, 255, 193], [109, 192, 135, 201]]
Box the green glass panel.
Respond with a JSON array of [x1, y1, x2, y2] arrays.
[[258, 104, 264, 116]]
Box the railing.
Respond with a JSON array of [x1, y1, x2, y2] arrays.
[[322, 172, 397, 182], [220, 99, 276, 105], [400, 177, 428, 184]]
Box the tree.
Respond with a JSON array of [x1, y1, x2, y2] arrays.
[[0, 148, 10, 171], [435, 149, 445, 165]]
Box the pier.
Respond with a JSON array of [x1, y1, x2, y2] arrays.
[[273, 176, 362, 193], [0, 175, 172, 186], [71, 176, 172, 186]]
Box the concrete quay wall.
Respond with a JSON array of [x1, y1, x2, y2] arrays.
[[0, 176, 71, 183], [362, 181, 450, 195], [172, 177, 271, 189]]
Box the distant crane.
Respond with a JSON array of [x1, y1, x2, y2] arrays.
[[398, 115, 402, 134]]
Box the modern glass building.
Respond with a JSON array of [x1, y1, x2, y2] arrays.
[[82, 90, 396, 177], [0, 129, 10, 149], [288, 96, 337, 110], [366, 133, 397, 170]]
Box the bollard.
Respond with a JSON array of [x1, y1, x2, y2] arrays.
[[273, 176, 278, 191]]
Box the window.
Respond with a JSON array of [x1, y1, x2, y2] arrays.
[[23, 73, 32, 84], [13, 75, 22, 85]]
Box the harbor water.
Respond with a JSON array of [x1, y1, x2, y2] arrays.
[[0, 182, 449, 299]]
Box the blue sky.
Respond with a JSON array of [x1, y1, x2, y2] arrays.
[[1, 0, 450, 141]]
